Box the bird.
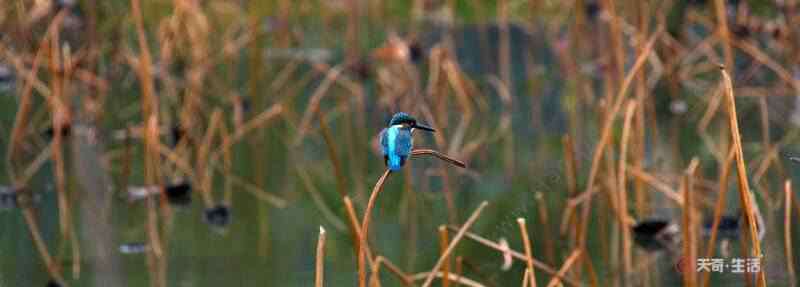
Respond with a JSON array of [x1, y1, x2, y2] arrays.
[[379, 112, 435, 171]]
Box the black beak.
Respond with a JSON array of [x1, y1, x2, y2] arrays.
[[414, 123, 435, 132]]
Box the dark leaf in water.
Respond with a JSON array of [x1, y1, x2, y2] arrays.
[[43, 124, 72, 139], [165, 181, 192, 206], [204, 204, 231, 228]]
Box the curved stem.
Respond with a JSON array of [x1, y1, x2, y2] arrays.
[[359, 169, 392, 287], [411, 149, 466, 168]]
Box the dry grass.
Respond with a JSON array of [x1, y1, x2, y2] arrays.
[[3, 1, 800, 286]]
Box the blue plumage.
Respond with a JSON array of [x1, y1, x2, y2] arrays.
[[379, 113, 435, 171]]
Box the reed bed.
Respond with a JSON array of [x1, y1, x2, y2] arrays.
[[2, 1, 800, 286]]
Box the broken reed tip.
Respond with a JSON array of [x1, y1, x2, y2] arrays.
[[438, 225, 447, 232], [718, 63, 726, 70], [319, 226, 326, 234], [517, 218, 526, 225]]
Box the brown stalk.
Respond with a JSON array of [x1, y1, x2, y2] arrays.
[[618, 100, 637, 279], [546, 249, 582, 287], [522, 268, 530, 287], [7, 13, 65, 169], [371, 256, 412, 286], [445, 226, 581, 287], [411, 272, 486, 287], [701, 147, 736, 287], [219, 123, 233, 205], [197, 109, 223, 208], [439, 226, 451, 287], [359, 169, 392, 287], [534, 193, 555, 265], [294, 65, 345, 145], [420, 201, 489, 287], [296, 167, 347, 231], [315, 226, 326, 287], [316, 108, 347, 198], [21, 205, 66, 285], [785, 181, 797, 287], [575, 29, 660, 249], [343, 196, 374, 267], [214, 103, 284, 155], [518, 218, 538, 287], [626, 167, 685, 206], [561, 135, 578, 238], [682, 158, 700, 287], [720, 66, 766, 287], [410, 149, 466, 168]]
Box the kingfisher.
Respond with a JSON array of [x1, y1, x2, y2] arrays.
[[380, 112, 435, 171]]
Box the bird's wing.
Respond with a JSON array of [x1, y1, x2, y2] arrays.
[[379, 128, 389, 155], [396, 128, 413, 157]]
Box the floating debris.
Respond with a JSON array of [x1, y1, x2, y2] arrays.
[[498, 237, 513, 271], [632, 219, 680, 251], [204, 204, 231, 228], [119, 242, 148, 254], [127, 181, 192, 206], [0, 186, 18, 210], [0, 63, 14, 92], [164, 182, 191, 206], [0, 186, 40, 210], [43, 124, 72, 139]]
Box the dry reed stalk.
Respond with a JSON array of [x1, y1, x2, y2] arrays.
[[712, 0, 733, 71], [315, 226, 326, 287], [534, 193, 555, 265], [359, 169, 392, 287], [682, 158, 700, 287], [21, 206, 66, 285], [130, 0, 158, 118], [316, 109, 347, 198], [197, 109, 223, 207], [371, 256, 413, 286], [546, 249, 582, 287], [7, 13, 64, 168], [618, 100, 637, 281], [214, 103, 284, 154], [343, 196, 374, 267], [733, 39, 799, 91], [219, 123, 233, 205], [560, 135, 578, 238], [633, 0, 650, 219], [411, 272, 485, 287], [445, 226, 581, 287], [522, 268, 531, 287], [294, 65, 345, 145], [145, 116, 165, 287], [720, 67, 767, 287], [497, 0, 514, 176], [574, 30, 660, 249], [785, 181, 797, 286], [626, 167, 686, 206], [602, 0, 626, 91], [701, 147, 736, 287], [296, 167, 347, 231], [410, 149, 466, 168], [439, 226, 451, 287], [518, 218, 538, 287], [18, 142, 53, 185], [420, 201, 489, 287]]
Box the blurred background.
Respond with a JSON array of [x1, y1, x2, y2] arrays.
[[1, 0, 800, 286]]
